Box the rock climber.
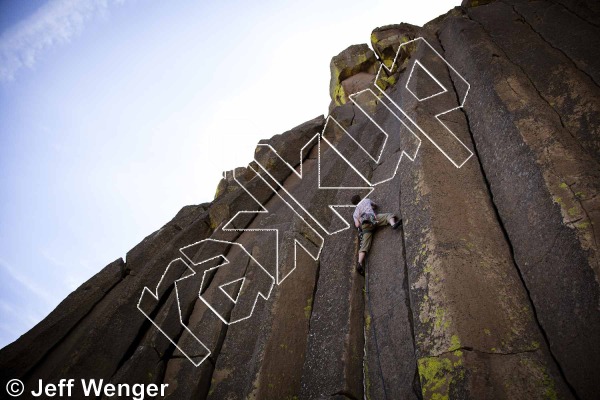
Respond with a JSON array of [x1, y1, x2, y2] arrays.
[[351, 194, 402, 275]]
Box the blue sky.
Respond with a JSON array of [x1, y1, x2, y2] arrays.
[[0, 0, 455, 348]]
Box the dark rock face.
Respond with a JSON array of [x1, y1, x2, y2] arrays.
[[2, 1, 599, 399], [438, 4, 600, 398]]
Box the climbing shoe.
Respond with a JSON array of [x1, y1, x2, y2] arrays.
[[356, 261, 365, 276], [392, 219, 402, 230]]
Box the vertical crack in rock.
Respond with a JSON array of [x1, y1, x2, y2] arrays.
[[113, 282, 175, 374], [466, 4, 600, 161], [411, 367, 423, 400], [400, 236, 422, 399], [398, 190, 421, 399], [437, 26, 580, 400], [364, 265, 389, 400], [504, 1, 600, 90], [307, 260, 322, 333], [470, 15, 574, 136], [362, 304, 367, 400], [111, 232, 225, 381], [551, 0, 600, 28], [19, 268, 127, 382], [190, 255, 252, 398]]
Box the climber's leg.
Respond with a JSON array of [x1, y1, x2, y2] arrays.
[[358, 251, 366, 265], [357, 230, 372, 275], [376, 212, 402, 230], [376, 213, 393, 226], [357, 251, 366, 275]]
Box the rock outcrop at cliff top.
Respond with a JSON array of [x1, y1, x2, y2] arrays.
[[2, 0, 599, 399]]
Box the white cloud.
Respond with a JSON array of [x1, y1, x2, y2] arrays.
[[0, 0, 123, 82], [0, 299, 42, 326], [41, 250, 95, 291], [0, 257, 59, 305]]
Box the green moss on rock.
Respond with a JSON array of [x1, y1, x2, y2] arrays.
[[418, 357, 452, 399]]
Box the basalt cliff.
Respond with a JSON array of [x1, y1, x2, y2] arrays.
[[2, 0, 600, 399]]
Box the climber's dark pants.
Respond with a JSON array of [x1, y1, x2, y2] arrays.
[[359, 213, 394, 254]]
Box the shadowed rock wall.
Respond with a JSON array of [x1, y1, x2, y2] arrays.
[[1, 1, 599, 399]]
